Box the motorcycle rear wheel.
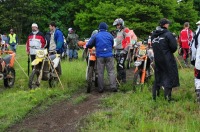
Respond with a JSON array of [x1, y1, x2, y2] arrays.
[[4, 67, 15, 88], [87, 66, 94, 93], [29, 70, 40, 89]]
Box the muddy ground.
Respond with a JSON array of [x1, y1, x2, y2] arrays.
[[7, 68, 134, 132]]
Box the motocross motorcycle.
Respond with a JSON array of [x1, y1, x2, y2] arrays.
[[133, 41, 154, 91], [0, 50, 15, 88], [126, 41, 138, 69], [86, 47, 98, 93], [78, 39, 89, 60], [28, 49, 61, 89]]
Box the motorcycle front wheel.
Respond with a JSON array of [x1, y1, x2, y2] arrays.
[[133, 68, 142, 91], [29, 69, 40, 89], [49, 77, 58, 88], [4, 67, 15, 88]]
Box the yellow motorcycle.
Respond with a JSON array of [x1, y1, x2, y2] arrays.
[[28, 49, 61, 89]]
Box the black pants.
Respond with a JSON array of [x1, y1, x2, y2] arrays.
[[30, 55, 36, 69], [152, 82, 172, 100], [116, 51, 127, 83]]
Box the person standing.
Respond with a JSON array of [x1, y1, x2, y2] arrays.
[[191, 21, 200, 103], [26, 23, 46, 62], [66, 28, 79, 61], [179, 22, 193, 67], [8, 29, 18, 52], [113, 18, 137, 83], [86, 22, 117, 93], [49, 21, 64, 55], [2, 33, 9, 44], [151, 18, 180, 102]]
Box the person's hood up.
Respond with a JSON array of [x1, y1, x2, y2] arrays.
[[152, 26, 168, 38], [99, 22, 108, 31]]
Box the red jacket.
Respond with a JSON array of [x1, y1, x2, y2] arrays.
[[179, 28, 193, 49], [26, 31, 46, 53]]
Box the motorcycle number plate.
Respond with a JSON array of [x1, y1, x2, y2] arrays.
[[37, 50, 45, 58], [139, 49, 146, 56]]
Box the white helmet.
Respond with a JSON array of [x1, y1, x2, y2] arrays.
[[113, 18, 124, 26], [196, 20, 200, 25]]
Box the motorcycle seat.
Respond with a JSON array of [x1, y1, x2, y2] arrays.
[[3, 55, 11, 65]]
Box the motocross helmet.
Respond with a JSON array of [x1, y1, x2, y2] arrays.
[[113, 18, 124, 26]]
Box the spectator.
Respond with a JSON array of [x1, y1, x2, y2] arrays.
[[2, 33, 9, 44], [66, 28, 79, 61], [8, 29, 18, 52], [151, 18, 180, 102], [191, 20, 200, 103], [26, 23, 46, 62], [49, 21, 64, 55], [86, 22, 117, 93]]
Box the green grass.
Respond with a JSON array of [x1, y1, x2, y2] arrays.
[[0, 46, 87, 131], [72, 93, 89, 105], [81, 56, 200, 132], [1, 47, 199, 132]]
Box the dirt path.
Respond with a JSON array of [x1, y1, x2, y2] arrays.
[[7, 68, 134, 132], [8, 91, 103, 132]]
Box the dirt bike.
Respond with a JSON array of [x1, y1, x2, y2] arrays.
[[86, 47, 98, 93], [0, 50, 16, 88], [78, 39, 89, 60], [126, 42, 139, 69], [28, 49, 61, 89], [133, 41, 154, 91]]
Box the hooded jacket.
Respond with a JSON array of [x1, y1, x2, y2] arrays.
[[151, 26, 179, 88], [86, 22, 114, 58]]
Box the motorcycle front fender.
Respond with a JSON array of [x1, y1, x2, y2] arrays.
[[31, 58, 43, 66]]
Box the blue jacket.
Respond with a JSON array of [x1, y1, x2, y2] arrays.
[[54, 28, 64, 53], [86, 31, 114, 58]]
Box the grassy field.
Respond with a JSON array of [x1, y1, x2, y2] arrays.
[[1, 45, 200, 132], [81, 58, 200, 131], [0, 45, 87, 131]]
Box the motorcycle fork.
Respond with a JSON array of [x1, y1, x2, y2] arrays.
[[141, 56, 147, 84], [131, 48, 136, 61], [38, 59, 46, 83]]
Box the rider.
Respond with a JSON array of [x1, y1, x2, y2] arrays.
[[26, 23, 46, 62], [179, 22, 193, 67], [113, 18, 136, 83]]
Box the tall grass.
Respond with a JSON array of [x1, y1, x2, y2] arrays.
[[0, 46, 87, 131], [81, 56, 200, 132]]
